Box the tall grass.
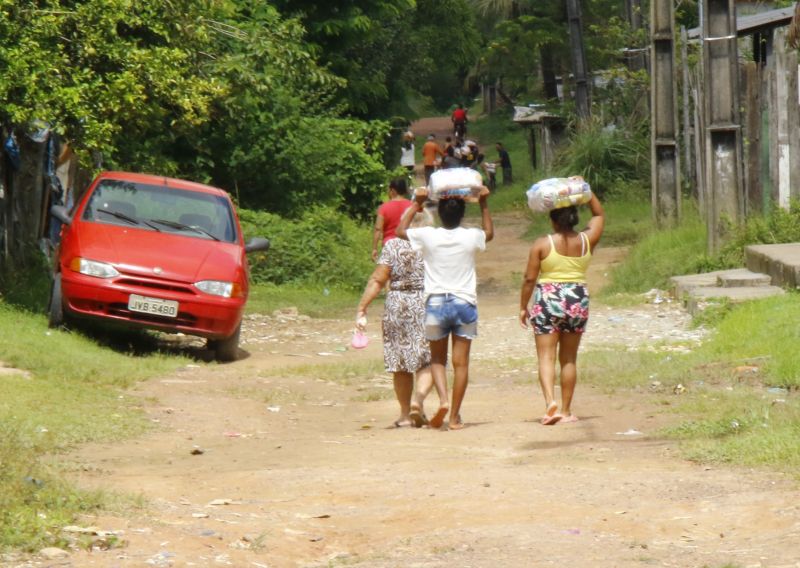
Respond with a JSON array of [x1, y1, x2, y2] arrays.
[[600, 209, 707, 296]]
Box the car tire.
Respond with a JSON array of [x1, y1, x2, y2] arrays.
[[48, 274, 65, 328], [210, 322, 241, 362]]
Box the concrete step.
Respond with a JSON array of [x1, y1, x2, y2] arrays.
[[745, 243, 800, 289], [686, 285, 786, 316], [670, 268, 772, 300]]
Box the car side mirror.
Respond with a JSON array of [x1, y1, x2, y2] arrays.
[[51, 205, 72, 225], [245, 237, 270, 253]]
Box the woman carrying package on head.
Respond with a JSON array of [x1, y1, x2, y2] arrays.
[[396, 175, 493, 430], [519, 192, 605, 425]]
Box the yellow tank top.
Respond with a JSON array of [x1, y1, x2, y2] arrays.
[[539, 233, 592, 283]]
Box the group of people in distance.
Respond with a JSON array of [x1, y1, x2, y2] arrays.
[[399, 104, 512, 191], [358, 173, 605, 430]]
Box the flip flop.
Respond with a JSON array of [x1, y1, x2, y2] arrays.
[[429, 406, 449, 429], [393, 420, 413, 428], [541, 413, 563, 426], [409, 408, 428, 428], [560, 415, 579, 423]]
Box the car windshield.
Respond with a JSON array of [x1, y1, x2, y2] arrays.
[[82, 179, 237, 243]]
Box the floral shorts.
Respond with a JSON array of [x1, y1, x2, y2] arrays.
[[530, 282, 589, 335]]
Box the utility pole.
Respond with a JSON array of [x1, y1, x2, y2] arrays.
[[650, 0, 681, 226], [702, 0, 743, 253], [565, 0, 590, 120]]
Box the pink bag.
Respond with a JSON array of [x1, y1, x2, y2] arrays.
[[351, 330, 369, 349]]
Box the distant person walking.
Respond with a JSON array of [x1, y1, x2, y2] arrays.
[[357, 208, 443, 428], [372, 177, 412, 262], [422, 134, 444, 185], [397, 186, 494, 430], [399, 131, 415, 176], [496, 142, 512, 185], [518, 194, 605, 425], [451, 104, 468, 139]]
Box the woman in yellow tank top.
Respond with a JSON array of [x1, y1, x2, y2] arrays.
[[519, 194, 605, 425]]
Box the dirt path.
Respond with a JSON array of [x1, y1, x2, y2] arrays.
[[26, 212, 800, 568]]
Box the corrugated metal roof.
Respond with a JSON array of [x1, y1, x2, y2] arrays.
[[687, 6, 794, 40]]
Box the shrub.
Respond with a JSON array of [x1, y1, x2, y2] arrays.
[[238, 207, 373, 290], [694, 201, 800, 271], [554, 116, 648, 196]]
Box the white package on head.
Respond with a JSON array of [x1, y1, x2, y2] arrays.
[[428, 168, 483, 201], [526, 177, 592, 213]]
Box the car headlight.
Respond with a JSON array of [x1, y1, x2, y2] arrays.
[[194, 280, 235, 298], [69, 257, 120, 278]]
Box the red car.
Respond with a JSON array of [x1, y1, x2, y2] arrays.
[[49, 171, 269, 361]]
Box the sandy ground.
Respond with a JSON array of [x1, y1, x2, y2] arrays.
[[6, 119, 799, 567], [6, 206, 799, 568]]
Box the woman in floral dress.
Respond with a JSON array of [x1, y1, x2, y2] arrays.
[[356, 212, 446, 428], [518, 194, 605, 425]]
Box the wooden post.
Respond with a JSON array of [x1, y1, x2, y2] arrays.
[[702, 0, 743, 253], [681, 27, 695, 197], [742, 62, 762, 214], [566, 0, 590, 120], [770, 28, 800, 207], [650, 0, 681, 226]]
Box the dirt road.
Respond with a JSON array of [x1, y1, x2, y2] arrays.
[[17, 204, 793, 568]]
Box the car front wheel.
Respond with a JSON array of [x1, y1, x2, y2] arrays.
[[48, 274, 65, 328], [209, 322, 241, 362]]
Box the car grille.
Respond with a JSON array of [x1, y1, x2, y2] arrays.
[[116, 276, 196, 295]]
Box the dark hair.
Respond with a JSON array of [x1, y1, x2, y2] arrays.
[[549, 206, 579, 231], [389, 177, 408, 196], [438, 198, 465, 228]]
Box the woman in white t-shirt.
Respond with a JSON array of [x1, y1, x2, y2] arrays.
[[396, 187, 493, 430]]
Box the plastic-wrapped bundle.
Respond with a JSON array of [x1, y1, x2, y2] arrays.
[[526, 176, 592, 213], [428, 168, 483, 201]]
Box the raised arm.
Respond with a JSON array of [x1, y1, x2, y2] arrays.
[[478, 186, 494, 242], [396, 189, 426, 240], [583, 194, 605, 250]]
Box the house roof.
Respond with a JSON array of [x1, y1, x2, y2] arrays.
[[687, 6, 794, 40]]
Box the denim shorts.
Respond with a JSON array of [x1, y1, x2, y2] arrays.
[[424, 294, 478, 341]]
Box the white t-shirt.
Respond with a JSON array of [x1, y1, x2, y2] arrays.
[[400, 144, 415, 167], [407, 226, 486, 305]]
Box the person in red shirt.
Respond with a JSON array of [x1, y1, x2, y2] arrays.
[[421, 134, 444, 185], [372, 177, 413, 261], [451, 104, 468, 138]]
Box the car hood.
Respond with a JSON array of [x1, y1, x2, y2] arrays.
[[72, 222, 243, 282]]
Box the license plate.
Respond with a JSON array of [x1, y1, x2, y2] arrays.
[[128, 294, 179, 318]]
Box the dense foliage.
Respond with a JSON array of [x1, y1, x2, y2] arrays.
[[238, 207, 373, 290]]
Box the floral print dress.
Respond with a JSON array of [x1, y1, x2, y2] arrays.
[[378, 239, 431, 372]]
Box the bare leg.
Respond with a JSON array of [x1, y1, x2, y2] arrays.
[[428, 338, 450, 428], [558, 332, 583, 418], [410, 366, 433, 427], [534, 332, 561, 422], [449, 335, 472, 429], [393, 371, 413, 426]]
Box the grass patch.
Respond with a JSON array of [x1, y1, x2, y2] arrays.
[[247, 283, 363, 319], [0, 302, 185, 551], [600, 210, 707, 296], [581, 293, 800, 473]]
